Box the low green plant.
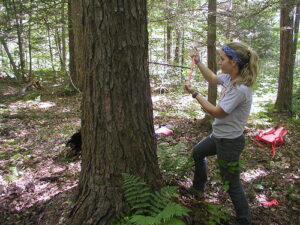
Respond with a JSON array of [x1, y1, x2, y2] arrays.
[[0, 104, 9, 118], [157, 142, 193, 178], [212, 160, 246, 191], [112, 173, 190, 225], [4, 166, 22, 183], [205, 202, 229, 225], [292, 94, 300, 119]]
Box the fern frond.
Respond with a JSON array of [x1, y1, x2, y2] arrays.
[[111, 213, 133, 225], [156, 202, 190, 221], [160, 186, 179, 198], [149, 191, 170, 212], [122, 173, 141, 185], [160, 217, 186, 225], [125, 188, 151, 199], [130, 215, 157, 225], [121, 173, 190, 224], [131, 202, 152, 211], [122, 173, 153, 215]]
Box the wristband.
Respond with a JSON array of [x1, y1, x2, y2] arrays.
[[192, 91, 199, 98]]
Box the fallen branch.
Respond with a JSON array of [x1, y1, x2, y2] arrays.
[[149, 61, 191, 69]]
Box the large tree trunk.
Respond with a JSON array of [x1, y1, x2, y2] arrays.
[[68, 1, 162, 224], [275, 0, 295, 113]]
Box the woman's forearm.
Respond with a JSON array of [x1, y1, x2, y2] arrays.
[[194, 93, 227, 118], [196, 62, 219, 85]]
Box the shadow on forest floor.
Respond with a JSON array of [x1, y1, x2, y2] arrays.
[[0, 78, 299, 225]]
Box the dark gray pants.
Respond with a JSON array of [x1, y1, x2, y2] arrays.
[[192, 134, 251, 225]]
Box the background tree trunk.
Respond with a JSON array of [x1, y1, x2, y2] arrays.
[[174, 29, 180, 64], [12, 0, 26, 80], [275, 0, 295, 113], [44, 19, 56, 73], [61, 0, 67, 77], [68, 1, 162, 224], [28, 0, 33, 79], [0, 36, 20, 79], [291, 3, 300, 76], [181, 29, 185, 82], [207, 0, 217, 106], [201, 0, 217, 123], [167, 24, 172, 63], [68, 0, 84, 91], [165, 0, 172, 63]]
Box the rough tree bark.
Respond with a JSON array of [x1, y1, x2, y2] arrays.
[[68, 1, 162, 224], [275, 0, 296, 113]]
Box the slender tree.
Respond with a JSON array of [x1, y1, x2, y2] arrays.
[[174, 0, 182, 65], [166, 0, 172, 63], [291, 3, 300, 75], [68, 0, 84, 91], [207, 0, 217, 106], [60, 0, 67, 76], [68, 1, 162, 224], [28, 0, 33, 79], [275, 0, 296, 113], [12, 0, 26, 80], [0, 35, 20, 78], [200, 0, 217, 123]]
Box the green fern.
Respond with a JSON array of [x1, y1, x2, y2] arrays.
[[122, 173, 152, 215], [112, 173, 190, 225]]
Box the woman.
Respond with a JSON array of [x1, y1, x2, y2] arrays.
[[185, 42, 259, 225]]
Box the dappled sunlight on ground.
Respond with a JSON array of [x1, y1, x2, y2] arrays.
[[241, 167, 269, 182], [251, 91, 276, 114], [9, 100, 56, 111], [255, 193, 268, 204], [152, 93, 206, 119], [0, 78, 299, 225]]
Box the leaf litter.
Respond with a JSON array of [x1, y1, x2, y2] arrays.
[[0, 78, 299, 225]]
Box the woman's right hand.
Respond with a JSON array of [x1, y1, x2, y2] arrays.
[[184, 82, 196, 94], [189, 48, 200, 64]]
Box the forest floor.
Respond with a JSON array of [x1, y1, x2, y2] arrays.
[[0, 77, 299, 225]]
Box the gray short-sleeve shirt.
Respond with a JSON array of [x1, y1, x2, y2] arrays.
[[212, 74, 253, 139]]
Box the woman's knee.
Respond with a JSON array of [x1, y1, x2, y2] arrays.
[[192, 145, 205, 160], [192, 136, 216, 159]]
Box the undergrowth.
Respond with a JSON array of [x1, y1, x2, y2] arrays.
[[157, 142, 193, 179], [112, 173, 190, 225]]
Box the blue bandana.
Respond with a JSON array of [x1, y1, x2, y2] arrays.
[[221, 45, 245, 66]]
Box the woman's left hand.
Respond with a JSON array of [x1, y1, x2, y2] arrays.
[[184, 82, 196, 94]]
